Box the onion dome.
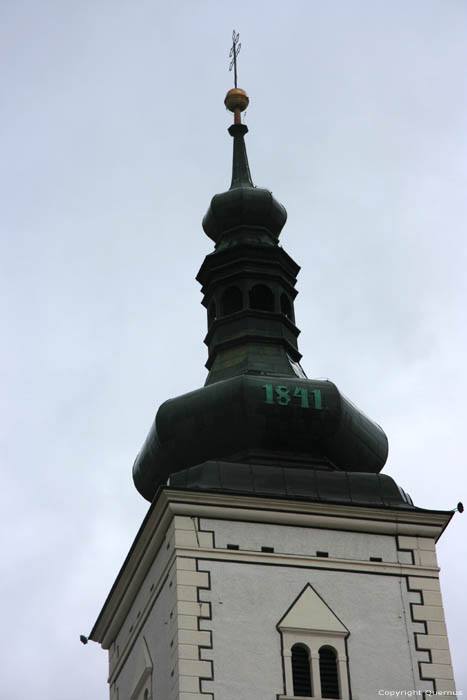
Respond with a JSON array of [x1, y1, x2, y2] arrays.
[[133, 376, 389, 502], [132, 82, 390, 504], [202, 116, 287, 248]]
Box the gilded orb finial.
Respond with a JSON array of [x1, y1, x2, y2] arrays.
[[225, 30, 249, 124], [224, 88, 249, 122]]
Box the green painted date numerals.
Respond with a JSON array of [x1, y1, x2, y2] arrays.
[[262, 384, 322, 409]]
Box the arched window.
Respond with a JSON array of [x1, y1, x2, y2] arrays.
[[221, 286, 242, 316], [208, 301, 217, 325], [280, 293, 294, 320], [319, 646, 340, 699], [278, 585, 350, 700], [249, 284, 274, 312], [291, 643, 312, 697]]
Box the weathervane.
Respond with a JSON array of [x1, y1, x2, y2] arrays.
[[229, 30, 241, 88], [225, 30, 249, 125]]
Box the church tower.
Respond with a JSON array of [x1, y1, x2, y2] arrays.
[[89, 49, 457, 699]]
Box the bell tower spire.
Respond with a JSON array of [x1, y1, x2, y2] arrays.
[[131, 37, 390, 500], [199, 64, 303, 386]]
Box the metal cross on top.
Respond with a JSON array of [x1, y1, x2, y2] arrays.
[[229, 30, 241, 88]]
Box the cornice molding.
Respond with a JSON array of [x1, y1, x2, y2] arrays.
[[90, 488, 452, 648]]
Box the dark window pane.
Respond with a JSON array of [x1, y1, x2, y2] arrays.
[[249, 284, 274, 312], [208, 301, 217, 324], [280, 292, 293, 320], [221, 286, 242, 315], [292, 644, 312, 697], [319, 646, 340, 698]]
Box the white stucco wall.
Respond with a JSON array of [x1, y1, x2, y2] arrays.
[[115, 526, 173, 652], [196, 518, 433, 700], [200, 517, 413, 564], [100, 506, 451, 700], [110, 526, 175, 700], [111, 574, 173, 700]]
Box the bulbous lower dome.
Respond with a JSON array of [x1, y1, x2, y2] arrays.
[[132, 102, 392, 507], [132, 375, 389, 502], [202, 124, 287, 246]]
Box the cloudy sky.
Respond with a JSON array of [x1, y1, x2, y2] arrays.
[[1, 1, 466, 697]]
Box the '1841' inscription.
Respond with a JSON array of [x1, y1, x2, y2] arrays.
[[262, 384, 322, 409]]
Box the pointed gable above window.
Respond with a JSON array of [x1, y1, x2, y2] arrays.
[[277, 585, 350, 700], [278, 584, 349, 636]]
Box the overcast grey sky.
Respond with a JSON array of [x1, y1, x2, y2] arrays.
[[1, 1, 466, 697]]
